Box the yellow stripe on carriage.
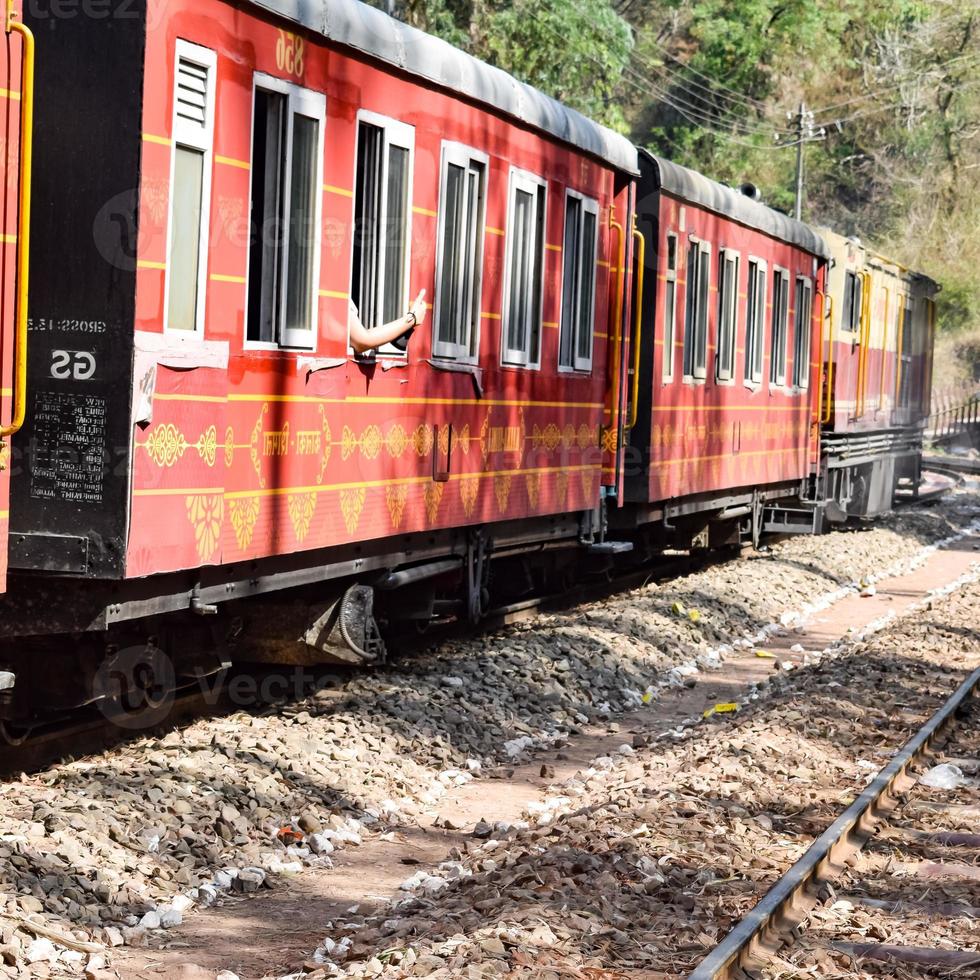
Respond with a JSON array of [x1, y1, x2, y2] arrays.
[[215, 155, 250, 171], [133, 464, 601, 501], [151, 392, 604, 410]]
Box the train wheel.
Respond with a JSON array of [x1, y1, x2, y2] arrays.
[[0, 721, 32, 747]]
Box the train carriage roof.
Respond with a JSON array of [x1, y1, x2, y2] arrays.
[[244, 0, 639, 175], [641, 149, 831, 260]]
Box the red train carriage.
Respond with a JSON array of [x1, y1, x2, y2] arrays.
[[0, 0, 639, 719], [619, 151, 830, 548]]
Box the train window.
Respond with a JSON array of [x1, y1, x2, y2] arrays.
[[744, 260, 766, 385], [898, 298, 913, 409], [769, 268, 790, 387], [662, 233, 678, 383], [246, 76, 326, 350], [351, 113, 416, 352], [716, 250, 739, 382], [793, 277, 813, 389], [843, 271, 863, 334], [559, 190, 599, 373], [502, 169, 547, 368], [682, 239, 710, 381], [165, 42, 217, 336], [434, 143, 487, 362]]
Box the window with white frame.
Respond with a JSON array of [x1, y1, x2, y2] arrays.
[[792, 276, 813, 389], [745, 259, 766, 384], [433, 143, 487, 361], [502, 170, 546, 368], [662, 233, 678, 383], [559, 191, 598, 372], [682, 238, 710, 380], [165, 42, 217, 335], [770, 268, 790, 386], [246, 76, 325, 349], [351, 113, 414, 347], [842, 270, 863, 334], [716, 249, 739, 381]]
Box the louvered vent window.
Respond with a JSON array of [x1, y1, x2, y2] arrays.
[[176, 60, 209, 129], [166, 43, 217, 335]]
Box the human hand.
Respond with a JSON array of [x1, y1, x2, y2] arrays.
[[409, 289, 427, 327]]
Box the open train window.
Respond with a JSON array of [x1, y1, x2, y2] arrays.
[[165, 42, 217, 336], [716, 249, 739, 382], [793, 276, 813, 389], [559, 190, 599, 373], [351, 113, 415, 353], [842, 271, 863, 335], [246, 76, 325, 350], [744, 260, 766, 385], [502, 169, 547, 369], [433, 143, 487, 362], [682, 238, 710, 381], [769, 268, 790, 387], [662, 233, 678, 383]]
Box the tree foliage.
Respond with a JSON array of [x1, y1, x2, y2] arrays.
[[368, 0, 980, 357]]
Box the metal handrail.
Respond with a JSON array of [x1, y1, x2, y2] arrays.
[[0, 0, 33, 440], [626, 218, 646, 431], [821, 293, 834, 424], [855, 270, 872, 418]]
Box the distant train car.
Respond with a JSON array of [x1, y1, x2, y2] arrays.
[[619, 151, 830, 548], [816, 229, 937, 520]]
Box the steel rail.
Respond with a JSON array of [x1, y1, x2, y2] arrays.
[[688, 663, 980, 980]]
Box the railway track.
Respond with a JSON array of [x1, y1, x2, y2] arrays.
[[689, 664, 980, 980]]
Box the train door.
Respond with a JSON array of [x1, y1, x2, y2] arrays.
[[0, 2, 32, 593]]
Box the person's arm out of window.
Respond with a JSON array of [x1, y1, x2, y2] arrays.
[[349, 290, 428, 354]]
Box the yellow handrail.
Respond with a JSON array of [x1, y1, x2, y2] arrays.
[[855, 270, 872, 418], [821, 293, 835, 424], [605, 209, 626, 444], [1, 1, 33, 440], [626, 218, 646, 431]]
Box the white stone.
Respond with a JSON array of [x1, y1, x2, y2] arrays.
[[25, 939, 57, 964]]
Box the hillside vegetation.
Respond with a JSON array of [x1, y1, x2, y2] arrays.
[[368, 0, 980, 388]]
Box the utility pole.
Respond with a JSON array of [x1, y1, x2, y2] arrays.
[[785, 102, 824, 222], [794, 101, 806, 221]]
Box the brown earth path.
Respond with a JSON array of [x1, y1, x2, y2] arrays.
[[113, 532, 980, 980]]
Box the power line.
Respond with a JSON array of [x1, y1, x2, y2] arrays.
[[810, 51, 980, 118]]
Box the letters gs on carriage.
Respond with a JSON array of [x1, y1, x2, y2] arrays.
[[50, 349, 98, 381]]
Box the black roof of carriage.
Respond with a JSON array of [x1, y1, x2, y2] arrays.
[[244, 0, 639, 175], [641, 149, 831, 260]]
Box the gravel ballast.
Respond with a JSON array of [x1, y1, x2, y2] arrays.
[[0, 492, 976, 978]]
